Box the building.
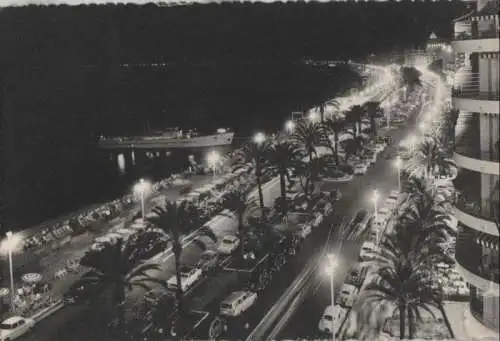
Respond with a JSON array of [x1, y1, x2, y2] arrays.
[[404, 48, 431, 67], [451, 0, 500, 336], [426, 32, 454, 71]]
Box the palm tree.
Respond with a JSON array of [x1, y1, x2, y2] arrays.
[[364, 101, 382, 140], [222, 189, 258, 258], [78, 237, 165, 331], [323, 114, 346, 165], [342, 135, 365, 163], [265, 140, 302, 217], [146, 200, 217, 333], [356, 226, 454, 340], [409, 138, 455, 179], [345, 105, 364, 138], [231, 141, 269, 220], [291, 155, 327, 204], [292, 120, 324, 161]]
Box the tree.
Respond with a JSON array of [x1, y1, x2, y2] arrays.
[[78, 237, 165, 332], [222, 189, 258, 258], [356, 226, 454, 340], [364, 101, 382, 140], [323, 114, 346, 165], [400, 66, 422, 92], [231, 141, 270, 220], [146, 200, 217, 334], [325, 99, 340, 121], [290, 155, 327, 204], [408, 138, 455, 179], [265, 140, 303, 217], [342, 135, 365, 162], [345, 105, 364, 138], [292, 120, 325, 161]]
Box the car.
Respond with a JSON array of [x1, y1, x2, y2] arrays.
[[220, 291, 258, 316], [354, 163, 368, 175], [167, 266, 203, 292], [338, 284, 359, 308], [359, 241, 377, 260], [378, 207, 391, 221], [385, 196, 397, 209], [375, 143, 386, 153], [311, 212, 324, 227], [389, 190, 399, 198], [63, 280, 106, 305], [217, 235, 240, 255], [197, 250, 220, 273], [294, 224, 312, 239], [318, 305, 347, 334], [0, 316, 35, 341]]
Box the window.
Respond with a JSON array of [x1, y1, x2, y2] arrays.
[[0, 323, 16, 329]]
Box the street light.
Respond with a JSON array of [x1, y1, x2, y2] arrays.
[[1, 231, 22, 312], [394, 156, 402, 193], [372, 189, 379, 221], [253, 132, 266, 146], [207, 150, 221, 178], [285, 120, 295, 134], [324, 254, 337, 341], [134, 178, 150, 220], [419, 122, 426, 132]]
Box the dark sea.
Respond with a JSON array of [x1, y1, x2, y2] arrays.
[[5, 62, 362, 231]]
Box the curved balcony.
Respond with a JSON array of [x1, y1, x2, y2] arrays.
[[452, 73, 500, 114], [453, 22, 499, 53], [453, 193, 499, 235], [455, 226, 499, 291], [454, 152, 500, 175]]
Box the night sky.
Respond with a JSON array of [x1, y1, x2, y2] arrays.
[[0, 2, 467, 230]]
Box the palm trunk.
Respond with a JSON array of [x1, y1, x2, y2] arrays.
[[334, 132, 340, 165], [320, 105, 325, 122], [255, 157, 265, 221], [173, 244, 184, 334], [114, 285, 126, 333], [238, 212, 245, 258], [279, 168, 287, 218], [438, 301, 455, 339], [399, 302, 406, 339], [408, 308, 415, 339]]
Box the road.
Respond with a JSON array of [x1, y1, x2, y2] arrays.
[[270, 79, 440, 341]]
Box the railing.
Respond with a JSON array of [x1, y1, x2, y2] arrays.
[[454, 25, 499, 41], [452, 73, 500, 101], [454, 192, 500, 223], [455, 229, 500, 284], [455, 133, 500, 162]]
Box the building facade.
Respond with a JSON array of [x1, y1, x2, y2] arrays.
[[451, 0, 500, 334]]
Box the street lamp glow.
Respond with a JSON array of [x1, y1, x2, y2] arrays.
[[253, 132, 266, 146], [285, 120, 295, 134], [207, 150, 221, 177], [1, 231, 22, 312], [134, 178, 151, 220], [308, 111, 320, 123], [325, 253, 337, 341], [372, 189, 379, 221], [394, 156, 402, 193], [419, 122, 426, 131]]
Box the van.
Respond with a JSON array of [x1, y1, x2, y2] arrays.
[[220, 291, 258, 317]]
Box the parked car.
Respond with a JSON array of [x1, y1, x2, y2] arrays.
[[294, 224, 312, 239], [197, 250, 220, 273], [318, 305, 347, 335], [167, 266, 203, 292], [359, 241, 377, 260], [220, 291, 258, 317], [354, 163, 368, 175], [338, 284, 359, 308], [63, 280, 106, 305], [217, 235, 240, 255], [0, 316, 35, 341], [311, 212, 324, 227]]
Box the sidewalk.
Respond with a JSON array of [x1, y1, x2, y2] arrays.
[[444, 301, 500, 341]]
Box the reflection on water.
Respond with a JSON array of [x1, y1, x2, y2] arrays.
[[117, 153, 126, 174]]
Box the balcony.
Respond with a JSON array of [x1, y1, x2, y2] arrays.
[[453, 192, 500, 235], [452, 73, 500, 114], [455, 227, 499, 291], [453, 20, 499, 53]]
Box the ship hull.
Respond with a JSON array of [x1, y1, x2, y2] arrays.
[[99, 132, 235, 150]]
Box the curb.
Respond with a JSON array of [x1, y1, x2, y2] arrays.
[[32, 300, 65, 323]]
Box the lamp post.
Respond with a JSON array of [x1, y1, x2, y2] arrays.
[[2, 231, 21, 312], [207, 150, 221, 178], [372, 189, 379, 221], [253, 132, 266, 220], [325, 254, 337, 341], [134, 179, 150, 220], [394, 156, 402, 193]]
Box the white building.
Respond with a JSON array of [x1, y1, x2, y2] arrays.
[[451, 0, 499, 337]]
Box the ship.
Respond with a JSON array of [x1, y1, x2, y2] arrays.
[[98, 128, 235, 150]]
